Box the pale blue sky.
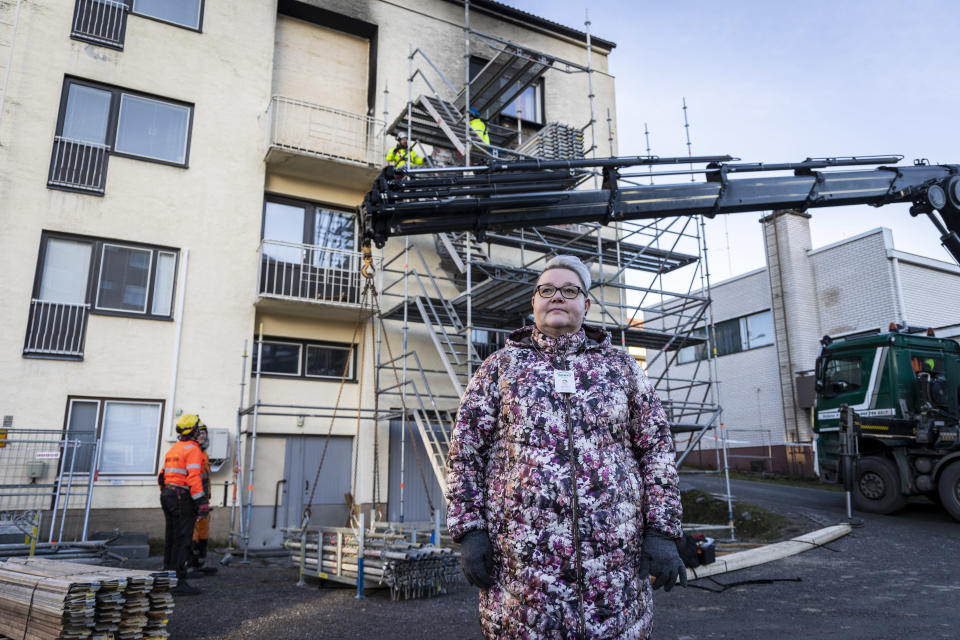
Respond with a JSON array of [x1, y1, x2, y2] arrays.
[[507, 0, 960, 280]]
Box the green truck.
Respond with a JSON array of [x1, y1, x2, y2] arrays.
[[814, 327, 960, 521]]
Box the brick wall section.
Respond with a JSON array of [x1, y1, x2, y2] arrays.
[[808, 229, 899, 335], [896, 257, 960, 328]]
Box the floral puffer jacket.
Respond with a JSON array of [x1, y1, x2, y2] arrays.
[[446, 325, 682, 639]]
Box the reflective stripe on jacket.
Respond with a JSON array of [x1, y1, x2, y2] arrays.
[[159, 440, 207, 502]]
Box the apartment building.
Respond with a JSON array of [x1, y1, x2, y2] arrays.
[[655, 210, 960, 477], [0, 0, 618, 547]]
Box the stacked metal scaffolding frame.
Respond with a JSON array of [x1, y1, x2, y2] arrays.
[[283, 512, 461, 599]]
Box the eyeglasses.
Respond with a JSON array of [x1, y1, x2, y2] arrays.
[[535, 284, 584, 299]]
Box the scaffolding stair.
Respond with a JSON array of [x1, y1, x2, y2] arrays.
[[454, 44, 553, 122], [388, 95, 518, 157], [436, 231, 492, 275]]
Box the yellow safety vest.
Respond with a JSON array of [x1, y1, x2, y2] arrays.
[[470, 118, 490, 145], [386, 146, 423, 169]]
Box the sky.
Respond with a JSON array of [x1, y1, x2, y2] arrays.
[[506, 0, 960, 282]]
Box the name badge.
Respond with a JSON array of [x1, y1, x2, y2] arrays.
[[553, 370, 576, 394]]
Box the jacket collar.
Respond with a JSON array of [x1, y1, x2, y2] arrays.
[[506, 324, 610, 354]]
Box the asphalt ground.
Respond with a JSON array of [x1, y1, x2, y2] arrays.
[[128, 475, 959, 639]]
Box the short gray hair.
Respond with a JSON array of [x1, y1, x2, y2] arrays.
[[540, 255, 591, 291]]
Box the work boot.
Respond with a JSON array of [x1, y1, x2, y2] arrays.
[[172, 580, 201, 596]]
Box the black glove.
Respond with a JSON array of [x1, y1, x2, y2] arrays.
[[460, 530, 494, 589], [640, 530, 688, 592]]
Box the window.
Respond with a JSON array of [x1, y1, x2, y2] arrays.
[[259, 196, 359, 303], [469, 57, 545, 125], [471, 328, 506, 361], [674, 310, 775, 363], [131, 0, 204, 30], [677, 329, 708, 365], [713, 319, 742, 357], [50, 78, 193, 194], [743, 311, 774, 350], [115, 94, 191, 163], [64, 397, 163, 475], [252, 337, 356, 381], [822, 357, 863, 396], [263, 196, 356, 258], [500, 82, 543, 124], [33, 232, 179, 320]]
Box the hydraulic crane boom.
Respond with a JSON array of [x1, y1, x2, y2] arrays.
[[361, 154, 960, 264]]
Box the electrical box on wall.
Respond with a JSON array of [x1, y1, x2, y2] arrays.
[[207, 428, 230, 472], [26, 461, 47, 480]]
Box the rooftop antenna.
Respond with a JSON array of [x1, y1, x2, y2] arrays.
[[585, 9, 598, 188], [644, 122, 653, 185], [682, 97, 694, 182]]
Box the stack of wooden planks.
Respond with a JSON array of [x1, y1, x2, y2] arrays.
[[0, 558, 177, 640]]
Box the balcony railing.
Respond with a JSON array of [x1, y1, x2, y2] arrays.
[[48, 137, 110, 194], [268, 96, 385, 167], [258, 241, 376, 307], [71, 0, 129, 48], [23, 300, 90, 358]]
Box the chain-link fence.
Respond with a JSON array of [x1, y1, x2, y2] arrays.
[[0, 428, 101, 553]]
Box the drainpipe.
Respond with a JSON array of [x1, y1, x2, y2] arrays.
[[167, 248, 189, 439]]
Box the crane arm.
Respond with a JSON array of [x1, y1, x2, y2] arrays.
[[360, 154, 960, 263]]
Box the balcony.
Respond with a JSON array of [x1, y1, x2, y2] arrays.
[[266, 97, 385, 189], [48, 137, 110, 195], [256, 241, 379, 320], [23, 300, 90, 359], [71, 0, 129, 49]]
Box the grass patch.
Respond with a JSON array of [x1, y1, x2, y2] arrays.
[[724, 470, 844, 492], [682, 489, 790, 542], [683, 467, 843, 492]]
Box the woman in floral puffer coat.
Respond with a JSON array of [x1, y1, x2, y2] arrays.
[[446, 256, 685, 639]]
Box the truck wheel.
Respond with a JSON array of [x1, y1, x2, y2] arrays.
[[853, 456, 907, 514], [937, 463, 960, 522]]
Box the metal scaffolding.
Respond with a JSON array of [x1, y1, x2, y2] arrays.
[[236, 3, 736, 556], [370, 2, 733, 537]]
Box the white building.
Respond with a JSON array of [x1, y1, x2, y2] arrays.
[[0, 0, 619, 547], [655, 210, 960, 477]]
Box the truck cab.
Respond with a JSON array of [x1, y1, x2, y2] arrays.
[[814, 327, 960, 520]]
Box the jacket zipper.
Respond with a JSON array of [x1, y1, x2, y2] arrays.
[[563, 377, 586, 637]]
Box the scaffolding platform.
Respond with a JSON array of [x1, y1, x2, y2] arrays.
[[382, 295, 706, 352], [482, 225, 700, 273]]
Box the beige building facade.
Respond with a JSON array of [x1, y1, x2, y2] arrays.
[[0, 0, 617, 546]]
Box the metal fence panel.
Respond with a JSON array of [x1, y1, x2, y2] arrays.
[[0, 429, 100, 547]]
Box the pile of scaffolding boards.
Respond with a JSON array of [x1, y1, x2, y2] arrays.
[[284, 521, 461, 601], [0, 558, 175, 640]]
